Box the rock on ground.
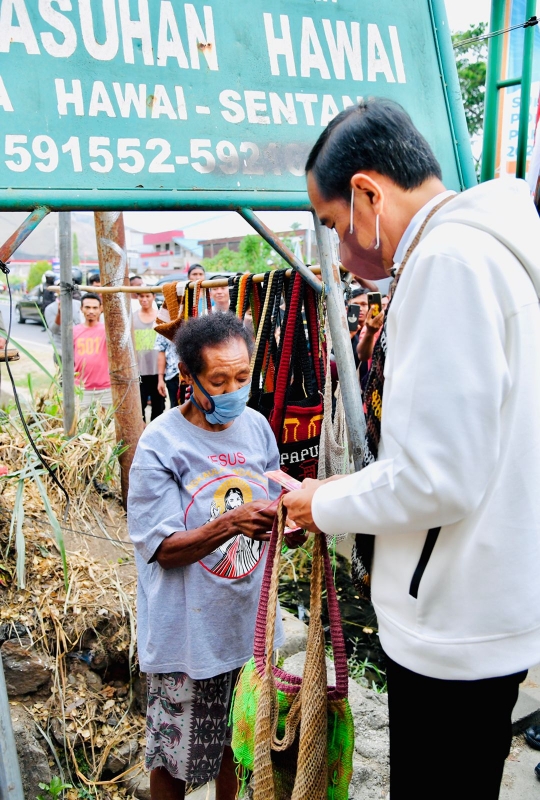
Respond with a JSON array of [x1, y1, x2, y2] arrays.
[[278, 609, 309, 660], [9, 704, 51, 800], [283, 651, 390, 800], [1, 639, 51, 696], [126, 766, 151, 800]]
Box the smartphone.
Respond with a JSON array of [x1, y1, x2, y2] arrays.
[[367, 292, 382, 316], [347, 303, 361, 332]]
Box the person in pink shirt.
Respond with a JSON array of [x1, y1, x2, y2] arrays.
[[73, 293, 112, 410]]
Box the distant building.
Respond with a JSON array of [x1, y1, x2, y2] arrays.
[[199, 229, 318, 264], [128, 229, 203, 278]]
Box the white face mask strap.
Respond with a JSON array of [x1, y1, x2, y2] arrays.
[[350, 187, 355, 234], [374, 214, 381, 250]]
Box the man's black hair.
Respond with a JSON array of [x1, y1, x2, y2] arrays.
[[129, 275, 143, 285], [175, 312, 253, 376], [81, 292, 102, 306], [305, 98, 442, 201], [351, 287, 368, 298], [88, 274, 100, 285]]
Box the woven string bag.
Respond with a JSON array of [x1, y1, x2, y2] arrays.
[[318, 320, 351, 544], [231, 499, 354, 800]]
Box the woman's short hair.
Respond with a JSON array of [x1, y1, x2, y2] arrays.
[[305, 98, 442, 201], [175, 313, 254, 376]]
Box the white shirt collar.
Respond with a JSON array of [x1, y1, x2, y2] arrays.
[[393, 190, 456, 267]]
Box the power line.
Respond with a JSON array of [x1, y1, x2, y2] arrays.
[[453, 16, 539, 49]]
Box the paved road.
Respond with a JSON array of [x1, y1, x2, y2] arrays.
[[0, 298, 53, 352]]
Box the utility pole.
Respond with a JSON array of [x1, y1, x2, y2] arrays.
[[314, 216, 365, 471], [94, 212, 143, 507], [59, 212, 76, 436]]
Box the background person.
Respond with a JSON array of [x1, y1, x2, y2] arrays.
[[284, 97, 540, 800], [130, 274, 158, 314], [187, 264, 211, 314], [128, 313, 283, 800], [73, 293, 111, 409], [133, 290, 165, 422], [357, 301, 385, 369], [208, 275, 230, 312], [155, 332, 180, 408], [44, 296, 83, 365]]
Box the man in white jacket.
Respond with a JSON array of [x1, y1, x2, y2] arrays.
[[284, 98, 540, 799]]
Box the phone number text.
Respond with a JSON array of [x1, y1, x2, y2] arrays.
[[2, 135, 306, 177]]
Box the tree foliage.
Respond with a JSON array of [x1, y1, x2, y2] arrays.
[[203, 234, 293, 274], [452, 22, 488, 138], [27, 260, 51, 290]]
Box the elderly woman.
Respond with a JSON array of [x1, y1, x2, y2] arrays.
[[128, 313, 283, 800]]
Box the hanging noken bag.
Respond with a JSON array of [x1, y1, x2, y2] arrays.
[[231, 499, 354, 800], [266, 272, 325, 481]]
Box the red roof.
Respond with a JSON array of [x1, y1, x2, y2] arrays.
[[143, 230, 184, 245]]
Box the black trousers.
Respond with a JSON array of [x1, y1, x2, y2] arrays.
[[166, 374, 179, 408], [140, 374, 165, 421], [385, 654, 526, 800]]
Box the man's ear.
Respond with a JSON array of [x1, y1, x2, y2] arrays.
[[350, 172, 385, 216]]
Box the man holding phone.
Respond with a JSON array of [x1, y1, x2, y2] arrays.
[[284, 98, 540, 800], [357, 294, 385, 367]]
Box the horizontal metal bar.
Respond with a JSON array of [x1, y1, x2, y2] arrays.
[[60, 264, 338, 294], [0, 206, 50, 263], [497, 76, 522, 88], [0, 190, 311, 213], [238, 208, 322, 294]]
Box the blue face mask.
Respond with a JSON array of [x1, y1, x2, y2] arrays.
[[190, 375, 250, 425]]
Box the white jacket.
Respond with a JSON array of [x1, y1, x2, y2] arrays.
[[312, 179, 540, 680]]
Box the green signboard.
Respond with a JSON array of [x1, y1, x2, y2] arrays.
[[0, 0, 475, 210]]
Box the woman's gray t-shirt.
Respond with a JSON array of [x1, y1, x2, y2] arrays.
[[128, 406, 284, 678]]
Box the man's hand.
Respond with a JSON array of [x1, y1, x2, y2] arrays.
[[229, 499, 277, 541], [365, 306, 384, 334], [282, 478, 325, 533], [157, 376, 167, 398], [0, 337, 6, 350]]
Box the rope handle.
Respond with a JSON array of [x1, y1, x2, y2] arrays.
[[304, 286, 324, 394], [161, 281, 180, 321], [269, 273, 303, 438], [253, 498, 349, 700]]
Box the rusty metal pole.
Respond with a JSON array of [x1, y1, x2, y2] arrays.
[[94, 212, 143, 508], [59, 212, 76, 436]]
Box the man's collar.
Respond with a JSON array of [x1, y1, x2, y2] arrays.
[[393, 190, 456, 267]]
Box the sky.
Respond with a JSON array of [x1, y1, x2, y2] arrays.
[[124, 1, 493, 243]]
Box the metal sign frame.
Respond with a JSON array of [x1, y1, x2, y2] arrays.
[[0, 0, 476, 211]]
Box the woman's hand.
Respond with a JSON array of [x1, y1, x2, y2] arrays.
[[228, 500, 277, 541]]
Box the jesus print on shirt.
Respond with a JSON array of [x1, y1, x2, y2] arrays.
[[189, 475, 267, 580]]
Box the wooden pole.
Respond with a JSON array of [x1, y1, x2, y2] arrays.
[[94, 212, 143, 508], [59, 211, 76, 436]]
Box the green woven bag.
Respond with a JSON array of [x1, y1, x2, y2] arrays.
[[231, 500, 354, 800]]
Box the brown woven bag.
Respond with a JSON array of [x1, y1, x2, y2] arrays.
[[252, 501, 332, 800]]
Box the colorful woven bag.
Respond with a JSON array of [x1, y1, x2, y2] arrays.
[[231, 499, 354, 800], [265, 272, 325, 482]]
